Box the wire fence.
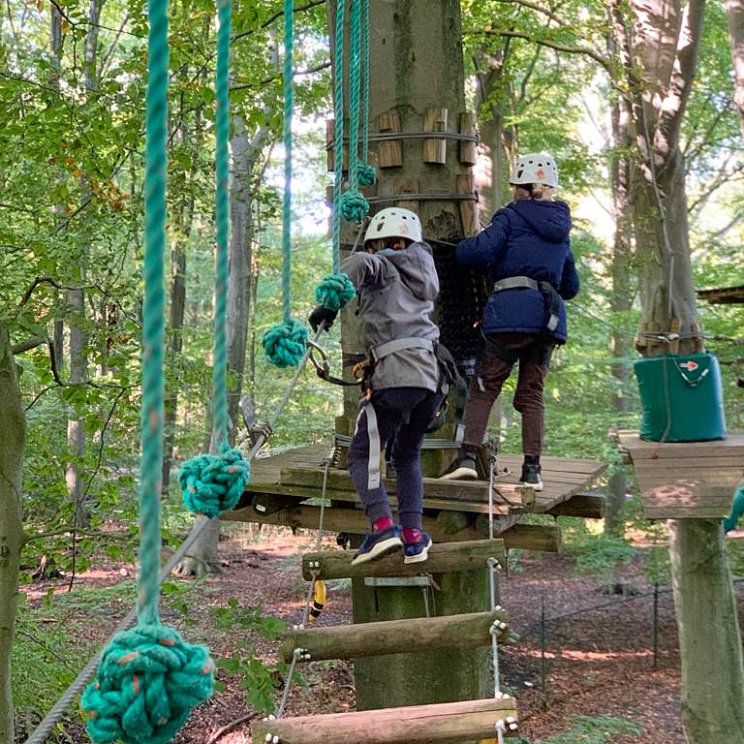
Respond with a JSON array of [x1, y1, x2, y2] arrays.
[[501, 577, 744, 710]]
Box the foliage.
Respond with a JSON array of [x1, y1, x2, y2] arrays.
[[513, 714, 643, 743], [211, 598, 288, 714]]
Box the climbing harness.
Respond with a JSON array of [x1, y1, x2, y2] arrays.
[[490, 275, 561, 334]]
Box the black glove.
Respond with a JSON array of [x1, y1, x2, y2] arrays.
[[309, 305, 338, 332]]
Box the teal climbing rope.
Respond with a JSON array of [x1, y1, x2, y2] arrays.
[[262, 0, 308, 367], [339, 0, 369, 222], [179, 0, 250, 517], [358, 0, 376, 187], [213, 0, 231, 451], [330, 0, 346, 273], [81, 1, 215, 740]]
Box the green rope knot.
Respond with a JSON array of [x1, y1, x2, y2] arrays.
[[262, 317, 308, 367], [179, 448, 251, 518], [315, 272, 356, 312], [340, 189, 369, 222], [81, 624, 214, 744], [358, 162, 376, 187]]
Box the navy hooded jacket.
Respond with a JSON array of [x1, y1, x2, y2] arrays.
[[456, 199, 580, 344]]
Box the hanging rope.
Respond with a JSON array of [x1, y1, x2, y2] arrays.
[[339, 0, 369, 222], [357, 0, 376, 187], [180, 0, 250, 518], [262, 0, 308, 367], [330, 0, 346, 273], [80, 2, 215, 740]]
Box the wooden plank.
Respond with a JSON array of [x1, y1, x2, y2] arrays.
[[476, 521, 562, 552], [619, 432, 744, 459], [252, 697, 518, 744], [619, 432, 744, 519], [224, 502, 519, 543], [301, 539, 506, 580], [547, 492, 605, 519], [278, 609, 509, 662]]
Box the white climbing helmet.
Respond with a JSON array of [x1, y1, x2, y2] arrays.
[[365, 207, 423, 245], [509, 152, 559, 189]]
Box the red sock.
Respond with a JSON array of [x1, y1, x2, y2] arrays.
[[373, 516, 394, 532], [402, 527, 423, 544]]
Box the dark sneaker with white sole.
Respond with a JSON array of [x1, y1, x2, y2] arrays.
[[519, 463, 544, 491], [350, 527, 403, 565], [403, 531, 433, 564], [438, 456, 478, 480]]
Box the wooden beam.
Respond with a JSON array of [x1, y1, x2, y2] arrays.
[[224, 502, 518, 543], [226, 502, 560, 551], [252, 697, 518, 744], [301, 539, 505, 580], [278, 609, 509, 663], [493, 522, 562, 553], [547, 492, 605, 519]]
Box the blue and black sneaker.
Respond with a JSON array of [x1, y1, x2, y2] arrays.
[[403, 531, 432, 565], [350, 527, 403, 566]]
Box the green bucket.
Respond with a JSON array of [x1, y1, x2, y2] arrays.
[[633, 352, 726, 442]]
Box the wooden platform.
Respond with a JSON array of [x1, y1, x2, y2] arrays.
[[619, 432, 744, 519], [227, 443, 605, 539]]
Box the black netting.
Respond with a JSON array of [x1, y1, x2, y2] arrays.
[[431, 240, 488, 371]]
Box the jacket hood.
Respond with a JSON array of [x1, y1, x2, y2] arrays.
[[508, 199, 571, 243], [377, 242, 439, 301]]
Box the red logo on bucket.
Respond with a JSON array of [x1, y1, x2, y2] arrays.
[[679, 361, 699, 371]]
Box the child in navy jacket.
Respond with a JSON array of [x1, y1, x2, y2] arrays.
[[441, 153, 580, 490]]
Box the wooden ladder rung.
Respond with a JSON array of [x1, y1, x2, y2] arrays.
[[278, 608, 509, 663], [252, 696, 518, 744], [302, 538, 505, 580]]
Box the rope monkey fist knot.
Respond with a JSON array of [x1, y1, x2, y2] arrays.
[[81, 625, 215, 744]]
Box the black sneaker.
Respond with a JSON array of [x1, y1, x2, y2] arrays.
[[520, 463, 544, 491], [350, 527, 403, 565], [438, 456, 478, 480], [403, 531, 432, 564]]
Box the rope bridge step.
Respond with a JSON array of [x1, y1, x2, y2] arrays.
[[253, 696, 518, 744], [302, 538, 505, 580], [278, 608, 508, 663]]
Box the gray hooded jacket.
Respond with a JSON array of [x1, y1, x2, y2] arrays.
[[341, 242, 441, 392]]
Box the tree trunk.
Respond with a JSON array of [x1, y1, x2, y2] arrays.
[[605, 11, 635, 532], [66, 0, 103, 527], [669, 520, 744, 742], [725, 0, 744, 137], [162, 83, 201, 496], [625, 1, 744, 738], [329, 1, 491, 730], [0, 326, 26, 744]]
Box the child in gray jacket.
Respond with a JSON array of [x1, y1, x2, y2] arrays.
[[310, 208, 445, 565]]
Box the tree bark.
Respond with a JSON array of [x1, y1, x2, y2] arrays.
[[625, 1, 744, 738], [669, 520, 744, 741], [725, 0, 744, 137], [66, 0, 104, 526], [0, 326, 26, 744], [328, 1, 491, 729]]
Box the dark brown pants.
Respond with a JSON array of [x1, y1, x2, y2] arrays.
[[461, 333, 553, 456]]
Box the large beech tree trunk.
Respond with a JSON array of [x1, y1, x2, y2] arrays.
[[624, 1, 744, 738], [669, 520, 744, 740], [0, 327, 25, 743], [328, 1, 490, 731]]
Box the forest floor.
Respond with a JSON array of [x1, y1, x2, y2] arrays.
[[19, 523, 744, 744]]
